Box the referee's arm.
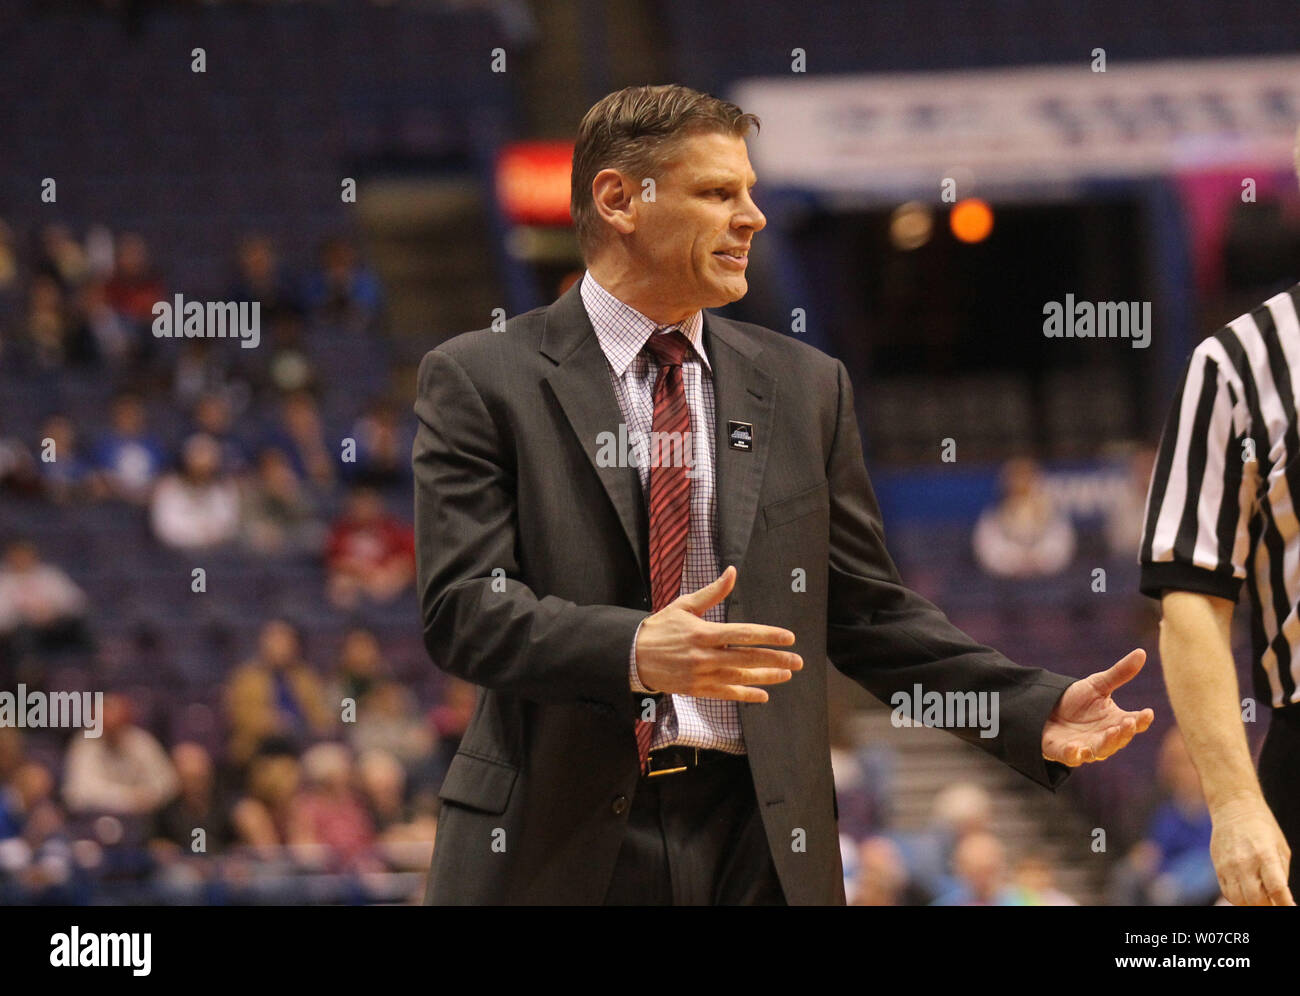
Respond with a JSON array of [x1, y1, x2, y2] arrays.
[[1140, 347, 1294, 906]]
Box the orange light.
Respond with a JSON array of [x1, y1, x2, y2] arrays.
[[496, 141, 575, 226], [950, 198, 993, 243]]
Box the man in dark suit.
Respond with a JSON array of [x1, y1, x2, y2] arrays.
[[413, 84, 1154, 905]]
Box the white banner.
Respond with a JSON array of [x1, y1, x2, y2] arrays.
[[733, 57, 1300, 193]]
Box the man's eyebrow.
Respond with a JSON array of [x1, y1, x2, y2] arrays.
[[694, 174, 759, 188]]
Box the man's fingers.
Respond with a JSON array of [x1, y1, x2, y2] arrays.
[[699, 618, 797, 648], [711, 666, 795, 688], [1237, 863, 1269, 906], [674, 564, 737, 616], [714, 684, 772, 704], [690, 659, 798, 695], [1217, 867, 1244, 907], [713, 646, 803, 671], [1096, 716, 1139, 760], [1261, 852, 1294, 906], [1091, 648, 1147, 696]]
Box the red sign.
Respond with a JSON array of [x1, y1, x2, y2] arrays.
[[496, 141, 575, 226]]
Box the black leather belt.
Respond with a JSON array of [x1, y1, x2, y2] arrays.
[[642, 746, 739, 778]]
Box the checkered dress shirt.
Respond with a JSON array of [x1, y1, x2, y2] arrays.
[[580, 271, 745, 754]]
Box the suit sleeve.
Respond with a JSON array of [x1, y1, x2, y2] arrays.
[[413, 346, 646, 715], [822, 359, 1074, 789]]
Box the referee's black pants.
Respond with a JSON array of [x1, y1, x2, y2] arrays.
[[602, 752, 787, 905], [1259, 706, 1300, 893]]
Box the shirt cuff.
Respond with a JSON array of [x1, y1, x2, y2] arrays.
[[629, 619, 653, 693]]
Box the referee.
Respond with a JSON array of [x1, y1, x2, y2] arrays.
[[1140, 141, 1300, 906]]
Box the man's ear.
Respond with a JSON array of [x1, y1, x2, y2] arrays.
[[591, 168, 638, 237]]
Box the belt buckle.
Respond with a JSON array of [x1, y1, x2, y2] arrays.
[[645, 747, 698, 778]]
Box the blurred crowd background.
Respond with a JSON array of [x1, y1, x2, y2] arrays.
[[2, 0, 1300, 904]]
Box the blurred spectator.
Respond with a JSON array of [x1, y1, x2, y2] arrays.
[[75, 278, 136, 370], [0, 540, 92, 660], [63, 694, 179, 816], [150, 742, 234, 855], [829, 742, 893, 839], [0, 757, 68, 897], [103, 232, 166, 328], [189, 392, 252, 475], [304, 236, 383, 330], [0, 761, 58, 841], [263, 390, 336, 489], [973, 457, 1076, 578], [931, 831, 1019, 906], [259, 312, 318, 395], [36, 413, 97, 504], [288, 742, 377, 871], [0, 420, 39, 496], [351, 681, 435, 770], [425, 678, 476, 788], [330, 627, 386, 707], [0, 218, 19, 296], [230, 751, 300, 852], [356, 746, 436, 872], [358, 748, 407, 835], [91, 392, 167, 504], [172, 339, 254, 413], [324, 486, 415, 609], [1009, 853, 1078, 905], [33, 223, 89, 291], [342, 399, 413, 489], [1105, 444, 1158, 558], [150, 433, 242, 550], [1108, 728, 1218, 905], [240, 446, 326, 557], [0, 727, 22, 783], [228, 234, 302, 326], [895, 781, 995, 902], [224, 618, 333, 767], [25, 274, 94, 369], [849, 836, 912, 906]]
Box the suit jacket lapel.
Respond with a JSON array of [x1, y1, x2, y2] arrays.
[[542, 283, 650, 585], [702, 312, 776, 587]]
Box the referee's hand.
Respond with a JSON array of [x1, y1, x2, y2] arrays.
[[1040, 648, 1155, 766], [1210, 797, 1295, 906]]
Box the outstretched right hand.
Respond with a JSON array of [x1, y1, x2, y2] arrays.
[[633, 565, 802, 702]]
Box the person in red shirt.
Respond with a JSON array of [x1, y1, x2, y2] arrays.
[[104, 233, 166, 327], [325, 486, 415, 609]]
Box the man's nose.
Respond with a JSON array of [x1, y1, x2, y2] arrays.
[[737, 197, 766, 233]]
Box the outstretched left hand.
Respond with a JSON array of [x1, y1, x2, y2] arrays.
[[1042, 649, 1155, 766]]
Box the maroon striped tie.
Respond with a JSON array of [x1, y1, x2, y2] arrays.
[[635, 328, 694, 770]]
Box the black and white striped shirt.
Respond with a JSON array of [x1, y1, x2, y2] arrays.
[[1140, 282, 1300, 709]]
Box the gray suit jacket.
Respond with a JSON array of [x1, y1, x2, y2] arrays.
[[413, 280, 1074, 905]]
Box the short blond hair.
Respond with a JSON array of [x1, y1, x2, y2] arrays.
[[569, 84, 759, 260]]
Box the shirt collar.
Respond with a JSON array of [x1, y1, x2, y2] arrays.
[[580, 271, 710, 378]]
